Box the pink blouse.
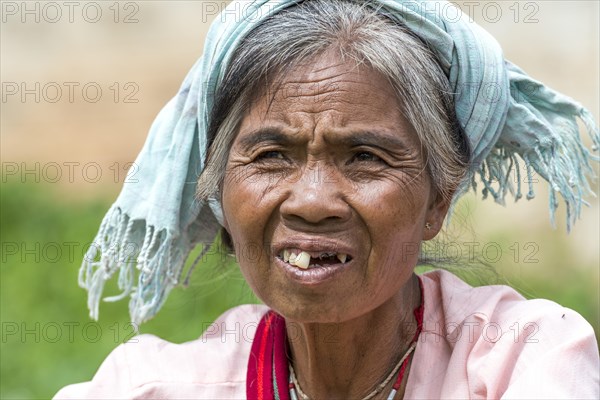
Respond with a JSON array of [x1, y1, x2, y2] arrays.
[[54, 270, 599, 399]]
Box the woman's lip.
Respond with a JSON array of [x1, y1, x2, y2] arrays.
[[275, 256, 352, 286]]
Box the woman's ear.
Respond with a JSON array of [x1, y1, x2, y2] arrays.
[[218, 196, 234, 252], [422, 193, 451, 241]]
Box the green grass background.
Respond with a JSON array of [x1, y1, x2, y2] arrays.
[[1, 179, 598, 399], [1, 180, 261, 399]]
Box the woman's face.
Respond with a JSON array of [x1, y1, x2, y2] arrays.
[[222, 51, 449, 323]]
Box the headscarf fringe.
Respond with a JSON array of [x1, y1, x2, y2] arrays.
[[472, 110, 598, 232], [78, 206, 209, 328]]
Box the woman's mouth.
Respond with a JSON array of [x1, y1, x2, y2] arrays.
[[277, 249, 352, 269], [272, 240, 357, 285]]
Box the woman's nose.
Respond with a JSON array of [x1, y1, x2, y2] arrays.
[[279, 164, 352, 227]]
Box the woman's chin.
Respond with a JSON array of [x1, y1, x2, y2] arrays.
[[266, 289, 374, 326]]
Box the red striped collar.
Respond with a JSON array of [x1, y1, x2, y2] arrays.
[[247, 310, 289, 400]]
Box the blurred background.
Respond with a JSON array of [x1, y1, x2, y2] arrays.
[[1, 1, 598, 398]]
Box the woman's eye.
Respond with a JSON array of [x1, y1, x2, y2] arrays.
[[351, 151, 382, 163], [256, 150, 285, 161]]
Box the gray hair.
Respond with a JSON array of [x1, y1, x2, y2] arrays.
[[197, 0, 470, 205]]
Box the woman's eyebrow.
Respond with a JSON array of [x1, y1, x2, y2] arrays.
[[238, 128, 412, 152], [333, 130, 412, 151], [237, 128, 296, 151]]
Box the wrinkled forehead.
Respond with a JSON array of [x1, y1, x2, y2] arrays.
[[234, 51, 421, 152], [246, 49, 402, 120]]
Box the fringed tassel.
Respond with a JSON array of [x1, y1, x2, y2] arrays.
[[513, 155, 523, 201], [103, 217, 135, 303], [477, 147, 518, 206], [79, 206, 129, 320], [580, 108, 600, 154], [522, 154, 536, 201], [473, 108, 599, 232], [78, 206, 208, 327]]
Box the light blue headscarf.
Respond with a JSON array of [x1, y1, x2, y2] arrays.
[[79, 0, 599, 326]]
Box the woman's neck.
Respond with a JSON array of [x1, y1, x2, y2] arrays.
[[286, 274, 421, 400]]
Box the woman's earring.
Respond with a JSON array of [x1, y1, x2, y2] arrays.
[[425, 222, 432, 230]]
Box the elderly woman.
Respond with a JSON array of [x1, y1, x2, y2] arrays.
[[55, 0, 599, 399]]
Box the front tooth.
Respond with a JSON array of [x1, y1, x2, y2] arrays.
[[283, 249, 290, 262], [294, 251, 311, 269], [288, 251, 298, 264], [337, 253, 347, 263]]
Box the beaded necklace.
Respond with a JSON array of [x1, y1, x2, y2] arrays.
[[288, 341, 417, 400]]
